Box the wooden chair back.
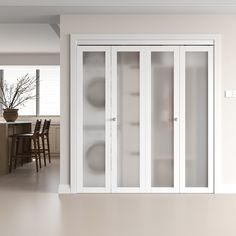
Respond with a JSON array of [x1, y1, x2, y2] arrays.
[[34, 119, 42, 136], [42, 119, 51, 136]]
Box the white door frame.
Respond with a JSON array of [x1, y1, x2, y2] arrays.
[[70, 34, 221, 194]]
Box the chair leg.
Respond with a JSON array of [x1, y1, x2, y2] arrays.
[[14, 138, 20, 169], [33, 139, 39, 172], [9, 137, 15, 173], [36, 137, 42, 168], [46, 135, 51, 163], [29, 139, 32, 162], [41, 136, 46, 166], [21, 138, 25, 166]]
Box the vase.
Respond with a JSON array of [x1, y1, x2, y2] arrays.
[[3, 109, 18, 122]]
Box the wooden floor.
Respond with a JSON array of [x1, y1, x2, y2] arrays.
[[0, 159, 236, 236]]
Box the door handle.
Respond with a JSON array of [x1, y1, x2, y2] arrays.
[[174, 117, 178, 122], [111, 117, 116, 121]]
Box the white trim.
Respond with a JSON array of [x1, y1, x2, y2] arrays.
[[150, 188, 180, 194], [70, 34, 220, 194], [58, 184, 71, 194], [208, 47, 214, 193], [174, 47, 181, 193], [72, 34, 216, 46], [70, 35, 78, 193], [180, 188, 213, 194], [214, 36, 222, 193], [111, 46, 117, 192], [77, 187, 111, 194], [76, 45, 83, 193], [111, 188, 145, 194], [140, 49, 148, 192], [179, 46, 185, 193], [217, 184, 236, 194], [106, 47, 112, 193], [145, 49, 151, 193]]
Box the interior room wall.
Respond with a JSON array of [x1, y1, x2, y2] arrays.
[[0, 53, 60, 65], [0, 24, 60, 65], [60, 14, 236, 192]]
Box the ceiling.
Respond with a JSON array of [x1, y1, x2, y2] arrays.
[[0, 0, 236, 53], [0, 1, 236, 23], [0, 0, 236, 6], [0, 24, 59, 53]]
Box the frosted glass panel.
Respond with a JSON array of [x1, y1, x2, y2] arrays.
[[83, 52, 106, 187], [117, 52, 140, 187], [151, 52, 174, 187], [185, 52, 208, 187]]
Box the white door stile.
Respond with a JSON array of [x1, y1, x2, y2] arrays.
[[111, 46, 118, 193], [173, 47, 181, 193], [76, 45, 83, 193], [179, 46, 186, 193], [140, 48, 149, 193], [144, 48, 152, 193], [179, 46, 214, 194], [111, 46, 146, 193], [208, 46, 214, 193], [77, 46, 111, 193], [105, 47, 112, 193], [70, 39, 78, 193]]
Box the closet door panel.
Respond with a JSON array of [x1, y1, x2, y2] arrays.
[[149, 47, 180, 193], [77, 46, 111, 193], [180, 46, 213, 193], [185, 51, 208, 188], [112, 47, 146, 193], [83, 51, 106, 187], [117, 51, 140, 188], [151, 51, 174, 187]]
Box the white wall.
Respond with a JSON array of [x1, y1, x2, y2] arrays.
[[0, 53, 59, 65], [0, 24, 59, 53], [0, 24, 60, 65], [60, 14, 236, 191]]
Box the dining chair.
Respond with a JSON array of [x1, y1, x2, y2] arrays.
[[9, 119, 42, 172], [39, 119, 51, 166]]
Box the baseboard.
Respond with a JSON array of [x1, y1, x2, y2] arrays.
[[51, 153, 60, 157], [58, 184, 71, 194], [215, 184, 236, 194]]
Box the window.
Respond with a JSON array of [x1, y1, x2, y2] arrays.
[[39, 68, 60, 116], [0, 66, 60, 116], [3, 68, 36, 115]]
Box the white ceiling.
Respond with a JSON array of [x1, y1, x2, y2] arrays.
[[0, 1, 236, 23], [0, 24, 59, 53], [0, 0, 236, 6]]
